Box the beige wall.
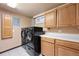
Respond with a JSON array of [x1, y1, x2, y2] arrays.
[[21, 17, 32, 28], [35, 23, 44, 27], [0, 13, 1, 41], [0, 8, 32, 52]]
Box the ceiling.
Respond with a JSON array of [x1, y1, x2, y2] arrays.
[[0, 3, 63, 18]]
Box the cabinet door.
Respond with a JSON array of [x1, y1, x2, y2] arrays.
[[57, 4, 76, 27], [45, 10, 56, 28], [76, 4, 79, 26], [41, 40, 54, 56], [55, 45, 79, 56], [2, 14, 12, 39]]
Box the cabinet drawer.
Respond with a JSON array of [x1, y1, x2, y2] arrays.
[[56, 39, 79, 50], [41, 37, 54, 43]]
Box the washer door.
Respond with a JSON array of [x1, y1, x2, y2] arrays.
[[21, 29, 27, 44], [26, 31, 32, 43]]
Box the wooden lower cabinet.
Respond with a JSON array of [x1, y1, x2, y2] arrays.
[[41, 40, 54, 56], [55, 45, 79, 56], [41, 37, 79, 56]]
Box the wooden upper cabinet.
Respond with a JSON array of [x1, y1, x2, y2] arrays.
[[45, 10, 57, 28], [76, 4, 79, 26], [57, 4, 76, 27], [2, 14, 12, 39]]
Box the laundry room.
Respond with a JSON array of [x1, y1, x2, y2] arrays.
[[0, 1, 79, 57]]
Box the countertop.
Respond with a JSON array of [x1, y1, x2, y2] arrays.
[[40, 32, 79, 42]]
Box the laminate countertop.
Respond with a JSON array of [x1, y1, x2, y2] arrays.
[[40, 32, 79, 42]]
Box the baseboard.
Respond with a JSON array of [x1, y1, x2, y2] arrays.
[[0, 45, 23, 54]]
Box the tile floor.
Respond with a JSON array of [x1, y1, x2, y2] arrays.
[[0, 47, 30, 56]]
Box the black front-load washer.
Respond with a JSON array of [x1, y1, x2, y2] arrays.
[[21, 28, 31, 45], [21, 27, 44, 56]]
